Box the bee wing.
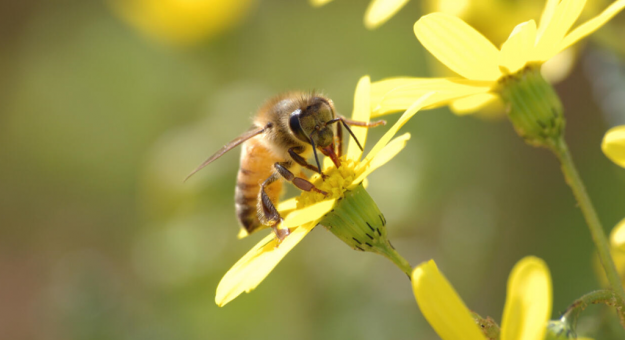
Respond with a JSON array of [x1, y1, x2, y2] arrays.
[[184, 125, 268, 182]]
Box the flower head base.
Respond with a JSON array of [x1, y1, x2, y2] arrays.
[[497, 65, 565, 147]]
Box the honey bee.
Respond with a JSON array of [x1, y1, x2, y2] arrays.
[[186, 92, 384, 240]]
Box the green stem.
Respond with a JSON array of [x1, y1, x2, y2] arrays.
[[561, 290, 625, 331], [551, 137, 625, 301], [377, 243, 412, 277]]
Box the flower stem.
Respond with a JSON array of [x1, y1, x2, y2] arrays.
[[551, 137, 625, 301], [377, 242, 413, 277], [561, 290, 625, 331]]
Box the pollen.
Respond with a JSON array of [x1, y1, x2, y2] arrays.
[[296, 157, 363, 208]]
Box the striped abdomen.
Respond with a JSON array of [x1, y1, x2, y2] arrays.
[[235, 137, 282, 234]]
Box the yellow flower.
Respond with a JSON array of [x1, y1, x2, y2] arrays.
[[371, 0, 625, 116], [602, 125, 625, 168], [215, 76, 433, 306], [412, 256, 552, 340], [596, 129, 625, 288], [309, 0, 410, 29], [109, 0, 255, 46], [609, 218, 625, 288]]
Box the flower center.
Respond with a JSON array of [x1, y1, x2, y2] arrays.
[[296, 157, 362, 208]]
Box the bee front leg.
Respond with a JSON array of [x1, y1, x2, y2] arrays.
[[274, 162, 327, 196], [288, 147, 325, 178]]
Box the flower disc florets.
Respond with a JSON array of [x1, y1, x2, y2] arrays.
[[297, 157, 361, 208]]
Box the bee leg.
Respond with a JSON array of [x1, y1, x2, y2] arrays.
[[274, 162, 327, 196], [288, 147, 326, 178], [339, 115, 386, 127], [259, 173, 290, 241]]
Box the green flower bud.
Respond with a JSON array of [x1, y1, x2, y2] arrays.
[[319, 183, 412, 276], [496, 65, 565, 148]]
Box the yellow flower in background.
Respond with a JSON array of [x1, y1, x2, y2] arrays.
[[603, 128, 625, 286], [412, 256, 552, 340], [602, 125, 625, 168], [609, 218, 625, 288], [371, 0, 625, 116], [109, 0, 255, 46], [215, 77, 433, 306], [310, 0, 410, 29]]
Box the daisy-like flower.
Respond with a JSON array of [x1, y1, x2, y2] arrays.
[[371, 0, 625, 143], [309, 0, 411, 29], [215, 76, 433, 306], [413, 256, 555, 340], [602, 125, 625, 168], [109, 0, 255, 46]]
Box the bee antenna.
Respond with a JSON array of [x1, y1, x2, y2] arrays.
[[309, 132, 323, 173], [337, 119, 363, 151]]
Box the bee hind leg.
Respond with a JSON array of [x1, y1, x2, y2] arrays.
[[260, 162, 327, 242], [259, 173, 289, 241]]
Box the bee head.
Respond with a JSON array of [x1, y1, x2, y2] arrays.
[[289, 97, 336, 149]]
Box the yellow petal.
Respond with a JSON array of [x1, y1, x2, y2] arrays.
[[309, 0, 333, 7], [499, 20, 537, 75], [449, 93, 498, 115], [412, 260, 485, 340], [370, 77, 492, 116], [237, 228, 249, 239], [501, 256, 552, 340], [610, 218, 625, 252], [347, 76, 372, 162], [533, 0, 586, 62], [365, 93, 433, 163], [537, 0, 560, 38], [559, 0, 625, 54], [282, 199, 337, 227], [364, 0, 410, 29], [216, 223, 314, 307], [352, 133, 410, 186], [370, 77, 421, 114], [414, 13, 501, 81], [278, 197, 298, 213], [215, 199, 335, 306], [602, 125, 625, 168]]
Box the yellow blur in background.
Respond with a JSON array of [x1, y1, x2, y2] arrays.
[[109, 0, 255, 46]]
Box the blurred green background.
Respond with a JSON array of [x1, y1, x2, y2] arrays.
[[1, 0, 625, 339]]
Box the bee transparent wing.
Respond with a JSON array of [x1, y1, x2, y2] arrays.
[[184, 125, 268, 181]]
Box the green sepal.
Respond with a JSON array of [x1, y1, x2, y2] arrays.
[[319, 183, 412, 276], [497, 65, 565, 148]]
